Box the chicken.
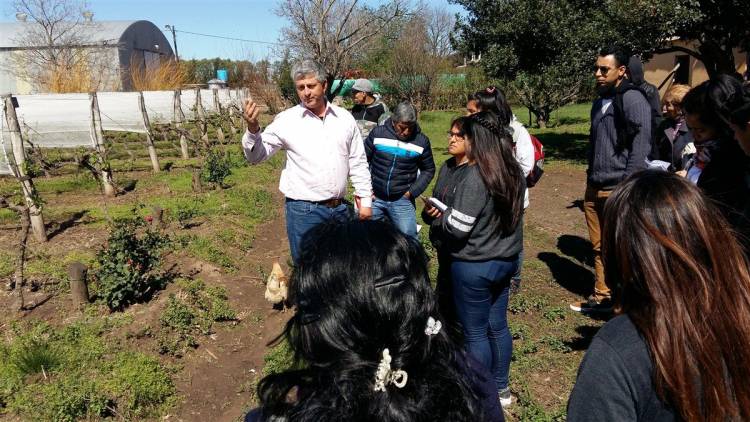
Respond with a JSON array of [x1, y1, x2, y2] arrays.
[[264, 262, 288, 309]]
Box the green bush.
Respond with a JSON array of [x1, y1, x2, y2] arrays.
[[201, 148, 232, 187], [94, 214, 170, 311]]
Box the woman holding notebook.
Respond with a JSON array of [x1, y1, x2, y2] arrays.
[[422, 112, 525, 407]]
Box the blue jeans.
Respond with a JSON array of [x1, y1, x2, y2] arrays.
[[284, 199, 350, 263], [371, 196, 417, 240], [512, 247, 524, 282], [451, 257, 518, 390]]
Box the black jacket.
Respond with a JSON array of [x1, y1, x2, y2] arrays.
[[351, 100, 388, 124], [697, 138, 750, 245], [628, 56, 663, 129], [423, 159, 523, 261], [364, 118, 435, 201], [649, 118, 693, 171]]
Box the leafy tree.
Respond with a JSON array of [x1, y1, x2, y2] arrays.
[[451, 0, 747, 126], [606, 0, 749, 78], [452, 0, 605, 127]]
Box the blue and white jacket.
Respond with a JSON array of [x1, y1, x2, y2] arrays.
[[364, 118, 435, 201]]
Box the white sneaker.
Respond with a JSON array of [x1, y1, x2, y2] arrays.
[[499, 388, 513, 408]]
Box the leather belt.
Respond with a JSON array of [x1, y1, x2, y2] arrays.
[[314, 198, 344, 208], [286, 198, 345, 208]]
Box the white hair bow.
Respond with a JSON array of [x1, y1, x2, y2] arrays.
[[424, 316, 442, 336], [373, 348, 408, 392]]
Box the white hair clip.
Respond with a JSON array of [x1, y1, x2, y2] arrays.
[[424, 316, 442, 336], [373, 348, 408, 392]]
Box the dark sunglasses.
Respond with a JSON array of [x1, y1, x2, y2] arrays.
[[592, 65, 619, 75]]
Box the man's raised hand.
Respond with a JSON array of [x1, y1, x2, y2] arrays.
[[243, 99, 261, 133]]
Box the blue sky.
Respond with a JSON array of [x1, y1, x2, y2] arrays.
[[1, 0, 465, 61]]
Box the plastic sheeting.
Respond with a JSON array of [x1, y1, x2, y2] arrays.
[[0, 88, 244, 174]]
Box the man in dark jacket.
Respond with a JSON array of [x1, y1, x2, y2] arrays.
[[571, 45, 652, 314], [350, 78, 389, 124], [627, 56, 663, 130], [364, 101, 435, 239]]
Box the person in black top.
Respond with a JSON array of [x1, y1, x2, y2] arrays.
[[422, 113, 525, 408], [568, 171, 750, 421], [350, 78, 388, 124], [649, 84, 694, 171], [244, 220, 504, 422], [682, 75, 750, 244]]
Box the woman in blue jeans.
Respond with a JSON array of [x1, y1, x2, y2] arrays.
[[423, 112, 525, 407]]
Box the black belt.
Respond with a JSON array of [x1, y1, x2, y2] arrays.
[[287, 198, 344, 208]]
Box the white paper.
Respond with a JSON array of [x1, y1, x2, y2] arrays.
[[428, 197, 448, 212], [645, 159, 671, 171]]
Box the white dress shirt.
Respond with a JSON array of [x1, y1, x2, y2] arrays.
[[510, 116, 533, 209], [242, 103, 373, 207]]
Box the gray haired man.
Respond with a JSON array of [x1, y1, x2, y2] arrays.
[[363, 102, 435, 239], [241, 59, 373, 262]]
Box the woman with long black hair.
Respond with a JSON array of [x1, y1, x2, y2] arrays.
[[246, 220, 504, 422], [423, 112, 525, 407], [567, 171, 750, 421]]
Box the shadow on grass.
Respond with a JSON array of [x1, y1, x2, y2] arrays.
[[557, 234, 593, 267], [537, 251, 592, 297], [47, 210, 89, 240], [565, 325, 603, 351], [535, 132, 588, 162]]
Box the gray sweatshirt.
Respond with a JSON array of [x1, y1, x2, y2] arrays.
[[587, 90, 652, 189], [425, 159, 523, 261]]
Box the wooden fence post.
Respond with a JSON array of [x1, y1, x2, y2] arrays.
[[173, 89, 189, 159], [195, 89, 208, 144], [2, 94, 47, 243], [67, 262, 89, 306], [137, 92, 160, 172], [212, 89, 220, 114], [89, 92, 116, 196]]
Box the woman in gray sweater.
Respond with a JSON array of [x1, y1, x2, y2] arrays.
[[423, 112, 525, 407]]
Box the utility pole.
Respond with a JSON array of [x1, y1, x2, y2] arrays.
[[164, 24, 179, 62]]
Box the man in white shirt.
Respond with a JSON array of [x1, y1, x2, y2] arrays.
[[241, 59, 373, 262]]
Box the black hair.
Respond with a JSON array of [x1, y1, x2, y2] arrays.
[[467, 87, 513, 126], [256, 220, 488, 422], [730, 82, 750, 127], [453, 112, 525, 235], [683, 74, 745, 139], [599, 45, 629, 68]]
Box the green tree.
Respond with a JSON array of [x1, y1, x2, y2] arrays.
[[450, 0, 747, 126]]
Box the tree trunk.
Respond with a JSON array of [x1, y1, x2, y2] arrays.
[[138, 92, 160, 172], [531, 106, 551, 129], [698, 41, 738, 79], [89, 92, 116, 197], [3, 95, 47, 243]]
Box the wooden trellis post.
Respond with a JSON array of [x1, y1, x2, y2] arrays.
[[2, 94, 47, 243], [212, 89, 220, 114], [89, 92, 116, 196], [173, 89, 189, 159], [137, 91, 160, 172], [195, 89, 208, 143]]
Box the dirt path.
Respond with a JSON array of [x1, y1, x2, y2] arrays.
[[169, 191, 291, 422]]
